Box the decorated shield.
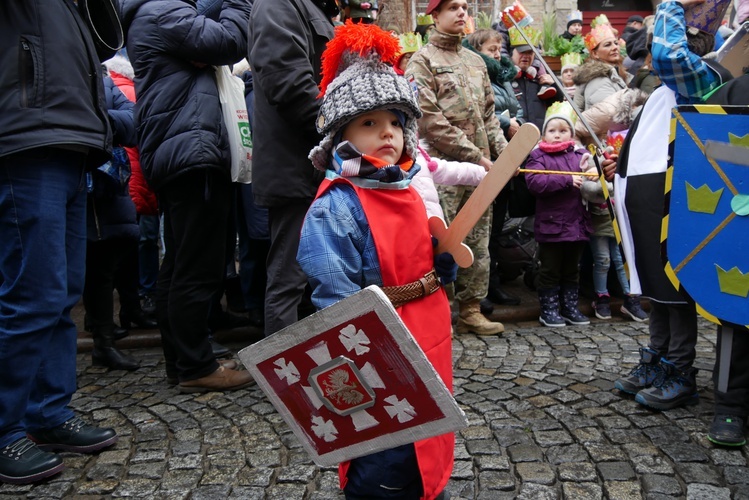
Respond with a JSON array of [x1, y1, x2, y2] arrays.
[[238, 286, 467, 466], [664, 105, 749, 326]]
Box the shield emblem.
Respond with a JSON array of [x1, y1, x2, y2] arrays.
[[664, 105, 749, 326], [238, 286, 467, 466]]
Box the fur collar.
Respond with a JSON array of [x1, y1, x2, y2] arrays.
[[573, 60, 616, 86]]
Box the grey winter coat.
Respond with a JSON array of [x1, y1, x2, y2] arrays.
[[573, 60, 630, 112]]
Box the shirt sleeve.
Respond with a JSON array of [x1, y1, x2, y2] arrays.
[[651, 1, 718, 102]]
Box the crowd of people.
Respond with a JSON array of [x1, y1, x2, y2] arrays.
[[1, 0, 747, 494]]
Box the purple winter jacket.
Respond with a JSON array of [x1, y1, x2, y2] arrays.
[[525, 144, 593, 243]]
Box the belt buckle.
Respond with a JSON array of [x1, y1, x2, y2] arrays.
[[422, 270, 440, 296]]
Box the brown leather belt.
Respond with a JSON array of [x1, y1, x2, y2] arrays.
[[382, 270, 441, 308]]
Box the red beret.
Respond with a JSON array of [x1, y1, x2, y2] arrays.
[[425, 0, 444, 15]]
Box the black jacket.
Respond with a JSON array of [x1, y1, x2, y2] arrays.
[[248, 0, 335, 207], [119, 0, 252, 191], [0, 0, 111, 168]]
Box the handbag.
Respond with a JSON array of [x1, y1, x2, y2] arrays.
[[215, 65, 253, 184]]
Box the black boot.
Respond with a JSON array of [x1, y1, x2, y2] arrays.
[[487, 270, 520, 305], [92, 325, 140, 371], [119, 308, 158, 330]]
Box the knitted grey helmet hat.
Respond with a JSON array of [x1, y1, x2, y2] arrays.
[[309, 25, 422, 171]]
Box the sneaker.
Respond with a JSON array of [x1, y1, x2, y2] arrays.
[[593, 294, 612, 320], [537, 85, 557, 99], [635, 360, 698, 410], [708, 414, 746, 447], [621, 295, 648, 322], [179, 365, 256, 393], [0, 438, 64, 485], [28, 416, 118, 453], [614, 347, 664, 395]]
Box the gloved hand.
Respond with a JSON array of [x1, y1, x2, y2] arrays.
[[432, 237, 457, 285]]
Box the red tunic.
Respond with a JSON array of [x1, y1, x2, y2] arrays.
[[316, 177, 454, 500]]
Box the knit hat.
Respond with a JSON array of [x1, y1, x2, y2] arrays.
[[584, 24, 617, 51], [543, 101, 577, 135], [567, 10, 583, 29], [309, 22, 422, 171]]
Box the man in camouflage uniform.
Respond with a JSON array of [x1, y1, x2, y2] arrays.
[[406, 0, 508, 335]]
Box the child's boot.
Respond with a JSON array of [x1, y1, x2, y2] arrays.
[[614, 347, 664, 395], [635, 360, 699, 410], [537, 85, 557, 99], [621, 294, 648, 322], [592, 293, 612, 320], [456, 300, 504, 335], [538, 287, 565, 327], [559, 286, 590, 325]]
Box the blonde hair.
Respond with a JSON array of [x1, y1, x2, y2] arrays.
[[465, 29, 503, 51]]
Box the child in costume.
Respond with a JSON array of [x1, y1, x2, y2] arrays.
[[525, 102, 593, 328], [298, 22, 456, 500]]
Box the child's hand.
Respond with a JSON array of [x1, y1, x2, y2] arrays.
[[479, 157, 493, 171], [572, 175, 584, 189], [432, 237, 457, 285], [360, 1, 372, 8]]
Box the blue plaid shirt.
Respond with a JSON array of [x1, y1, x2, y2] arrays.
[[651, 1, 718, 104]]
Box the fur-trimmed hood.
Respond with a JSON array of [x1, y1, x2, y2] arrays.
[[103, 54, 134, 80], [573, 59, 616, 86], [613, 88, 648, 129]]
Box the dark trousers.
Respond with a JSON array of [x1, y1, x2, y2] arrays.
[[537, 241, 585, 290], [156, 170, 228, 381], [264, 203, 309, 336], [113, 239, 142, 317], [648, 300, 698, 371], [713, 327, 749, 417], [488, 187, 510, 287], [84, 238, 137, 331]]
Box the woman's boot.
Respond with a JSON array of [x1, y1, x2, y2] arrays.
[[92, 325, 140, 371]]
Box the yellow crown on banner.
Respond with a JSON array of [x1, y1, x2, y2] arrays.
[[560, 52, 583, 69], [590, 14, 611, 29], [716, 265, 749, 298], [544, 101, 578, 129], [417, 13, 434, 26], [685, 182, 723, 214], [729, 132, 749, 147], [508, 25, 542, 47], [584, 24, 617, 51], [399, 32, 423, 54]]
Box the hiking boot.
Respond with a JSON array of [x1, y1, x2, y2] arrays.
[[621, 295, 648, 322], [708, 414, 746, 447], [538, 287, 565, 328], [560, 286, 590, 325], [593, 293, 612, 320], [635, 360, 698, 410], [179, 365, 255, 393], [614, 347, 663, 395], [0, 438, 64, 485], [456, 300, 504, 335], [28, 416, 118, 453]]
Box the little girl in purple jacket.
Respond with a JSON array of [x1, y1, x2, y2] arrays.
[[525, 101, 593, 328]]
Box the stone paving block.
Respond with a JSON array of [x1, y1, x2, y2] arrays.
[[686, 483, 731, 499], [455, 441, 470, 459], [508, 443, 544, 463], [534, 430, 574, 447], [478, 470, 516, 491], [562, 482, 603, 499], [229, 487, 265, 499], [642, 474, 683, 496], [128, 462, 166, 480], [644, 426, 691, 445], [276, 465, 317, 483], [558, 462, 597, 481], [596, 416, 632, 430], [247, 449, 283, 468], [265, 483, 309, 499], [493, 428, 532, 448], [445, 479, 475, 499], [451, 459, 474, 479], [597, 462, 636, 481], [662, 443, 709, 463], [710, 448, 747, 466], [475, 454, 510, 471], [622, 442, 660, 458], [572, 427, 605, 443], [460, 426, 494, 440], [545, 444, 589, 465], [159, 470, 202, 490], [515, 462, 556, 485], [72, 479, 119, 496], [528, 395, 558, 408], [131, 449, 168, 464], [723, 466, 749, 485], [605, 428, 650, 445], [674, 463, 722, 485], [530, 419, 564, 431], [603, 480, 642, 499], [516, 482, 559, 499], [632, 455, 675, 475], [237, 466, 274, 487], [86, 463, 123, 481], [466, 439, 501, 455], [585, 442, 627, 462]]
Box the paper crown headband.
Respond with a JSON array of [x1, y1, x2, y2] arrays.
[[561, 52, 583, 69], [684, 0, 732, 34], [399, 32, 423, 54], [567, 10, 583, 24], [508, 25, 542, 47], [590, 14, 611, 29], [544, 101, 578, 130], [584, 24, 617, 51], [502, 0, 533, 29], [417, 13, 434, 25]]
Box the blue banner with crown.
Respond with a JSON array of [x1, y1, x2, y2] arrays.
[[664, 105, 749, 327]]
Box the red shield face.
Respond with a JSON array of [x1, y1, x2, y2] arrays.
[[309, 357, 376, 416]]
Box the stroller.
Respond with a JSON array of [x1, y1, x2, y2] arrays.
[[496, 216, 539, 290]]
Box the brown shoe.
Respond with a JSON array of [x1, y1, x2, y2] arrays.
[[178, 365, 255, 393], [456, 299, 504, 335], [166, 359, 239, 386]]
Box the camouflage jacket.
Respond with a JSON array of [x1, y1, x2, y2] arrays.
[[406, 30, 506, 164]]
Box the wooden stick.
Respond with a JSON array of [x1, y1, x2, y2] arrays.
[[519, 169, 599, 177]]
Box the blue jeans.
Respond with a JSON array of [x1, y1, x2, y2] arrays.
[[589, 235, 629, 296], [0, 148, 86, 447], [138, 214, 160, 296]]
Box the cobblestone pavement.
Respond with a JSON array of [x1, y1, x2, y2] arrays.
[[2, 317, 747, 499]]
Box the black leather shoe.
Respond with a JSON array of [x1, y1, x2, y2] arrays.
[[113, 326, 129, 341], [119, 310, 158, 330], [487, 286, 521, 306], [140, 295, 157, 316], [479, 298, 494, 315], [28, 417, 117, 454], [210, 311, 250, 331], [209, 337, 232, 358], [0, 438, 64, 485], [92, 346, 140, 371], [708, 414, 746, 447]]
